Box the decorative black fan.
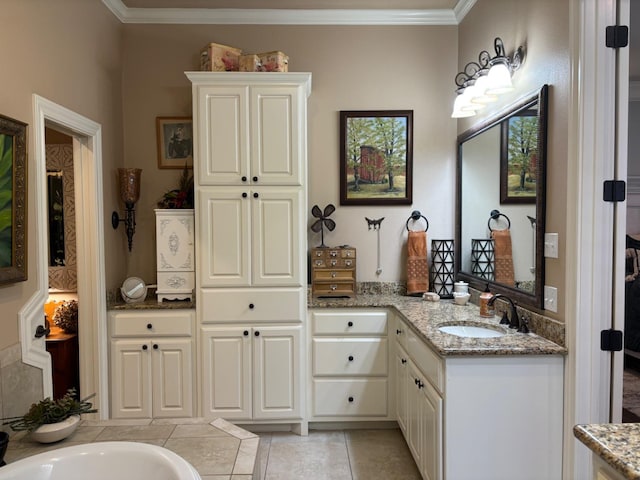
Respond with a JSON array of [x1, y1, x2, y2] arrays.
[[310, 204, 336, 247]]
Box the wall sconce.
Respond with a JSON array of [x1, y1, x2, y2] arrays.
[[451, 37, 524, 118], [112, 168, 142, 252]]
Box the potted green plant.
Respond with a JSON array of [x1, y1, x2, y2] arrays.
[[2, 389, 96, 443]]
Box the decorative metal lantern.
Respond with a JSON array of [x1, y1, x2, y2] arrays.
[[431, 239, 455, 298], [471, 238, 495, 281]]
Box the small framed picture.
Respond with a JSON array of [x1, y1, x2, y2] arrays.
[[499, 109, 538, 204], [340, 110, 413, 205], [156, 117, 193, 169]]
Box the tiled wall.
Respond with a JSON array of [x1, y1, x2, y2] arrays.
[[0, 343, 43, 432]]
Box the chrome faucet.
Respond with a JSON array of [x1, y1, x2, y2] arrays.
[[487, 294, 529, 333]]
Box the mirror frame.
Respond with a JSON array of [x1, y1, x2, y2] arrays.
[[455, 84, 548, 310]]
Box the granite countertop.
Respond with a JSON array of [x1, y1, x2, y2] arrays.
[[310, 294, 567, 357], [574, 423, 640, 479]]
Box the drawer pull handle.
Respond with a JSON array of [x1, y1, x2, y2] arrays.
[[330, 285, 337, 291], [401, 358, 407, 364], [330, 251, 337, 257], [331, 272, 337, 278], [396, 329, 402, 335], [242, 176, 247, 182], [249, 303, 255, 309], [244, 330, 249, 336], [253, 176, 258, 182], [153, 344, 158, 350], [348, 396, 354, 403], [255, 331, 260, 337], [348, 355, 354, 362], [142, 344, 148, 351], [347, 321, 353, 327], [147, 323, 153, 330], [415, 378, 419, 385], [330, 260, 337, 266]]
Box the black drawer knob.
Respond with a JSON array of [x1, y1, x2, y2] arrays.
[[244, 330, 249, 336], [253, 192, 259, 198], [242, 192, 248, 198], [396, 329, 402, 335], [348, 396, 354, 403], [347, 321, 354, 327], [253, 176, 258, 182], [255, 331, 260, 337], [147, 323, 153, 329], [401, 358, 407, 364], [348, 355, 354, 362], [142, 344, 148, 350], [153, 344, 158, 350], [242, 176, 247, 182], [415, 378, 420, 385], [249, 303, 255, 309]]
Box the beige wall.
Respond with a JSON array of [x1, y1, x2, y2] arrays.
[[457, 0, 570, 321], [0, 0, 125, 350], [121, 24, 459, 285]]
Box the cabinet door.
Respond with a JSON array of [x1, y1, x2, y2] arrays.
[[110, 340, 152, 418], [155, 210, 195, 272], [253, 325, 301, 419], [251, 188, 303, 286], [395, 344, 410, 435], [151, 338, 193, 418], [406, 362, 424, 469], [196, 85, 250, 185], [201, 327, 252, 419], [250, 85, 303, 186], [419, 373, 443, 480], [199, 188, 251, 287]]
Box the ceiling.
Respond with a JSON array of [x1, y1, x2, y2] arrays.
[[102, 0, 475, 24]]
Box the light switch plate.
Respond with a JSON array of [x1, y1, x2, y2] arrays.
[[544, 285, 558, 312], [544, 233, 559, 258]]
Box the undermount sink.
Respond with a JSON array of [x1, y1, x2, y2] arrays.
[[438, 324, 506, 338]]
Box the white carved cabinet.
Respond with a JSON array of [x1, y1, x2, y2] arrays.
[[155, 209, 194, 302], [187, 72, 311, 432]]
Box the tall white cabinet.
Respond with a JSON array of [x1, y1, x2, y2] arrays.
[[187, 72, 311, 433]]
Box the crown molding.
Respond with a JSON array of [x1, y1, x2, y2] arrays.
[[102, 0, 475, 25]]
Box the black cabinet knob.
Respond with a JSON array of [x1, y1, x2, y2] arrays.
[[153, 344, 159, 350], [253, 176, 258, 182], [255, 331, 260, 336], [415, 378, 420, 385], [249, 303, 255, 309], [347, 321, 354, 327], [401, 358, 407, 364], [244, 330, 249, 336], [242, 192, 248, 198], [147, 323, 153, 330], [396, 329, 402, 335], [348, 396, 354, 403], [242, 176, 247, 182], [348, 355, 354, 362], [253, 192, 259, 198], [142, 344, 148, 350]]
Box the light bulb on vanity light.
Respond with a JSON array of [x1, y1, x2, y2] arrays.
[[485, 63, 515, 95], [469, 75, 498, 105]]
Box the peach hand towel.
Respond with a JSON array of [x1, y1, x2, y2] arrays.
[[407, 230, 429, 295], [491, 229, 515, 286]]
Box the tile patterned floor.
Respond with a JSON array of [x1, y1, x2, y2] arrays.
[[3, 420, 421, 480]]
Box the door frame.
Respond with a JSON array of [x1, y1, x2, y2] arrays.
[[18, 95, 108, 417]]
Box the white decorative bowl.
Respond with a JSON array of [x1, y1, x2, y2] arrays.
[[452, 293, 471, 305], [30, 415, 80, 443]]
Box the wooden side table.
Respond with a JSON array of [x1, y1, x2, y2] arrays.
[[46, 326, 79, 399]]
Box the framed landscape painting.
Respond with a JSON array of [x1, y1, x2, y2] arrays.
[[340, 110, 413, 206], [500, 109, 538, 204], [0, 113, 27, 285]]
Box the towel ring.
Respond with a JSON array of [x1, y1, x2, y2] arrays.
[[488, 209, 511, 231], [406, 210, 429, 232]]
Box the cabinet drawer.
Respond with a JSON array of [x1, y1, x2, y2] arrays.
[[157, 272, 195, 292], [311, 310, 387, 335], [200, 288, 304, 322], [312, 282, 355, 297], [313, 378, 387, 417], [313, 338, 388, 376], [312, 258, 356, 269], [313, 270, 355, 281], [110, 311, 193, 337], [408, 329, 444, 393]]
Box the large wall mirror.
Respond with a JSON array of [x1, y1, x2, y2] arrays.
[[455, 84, 548, 309]]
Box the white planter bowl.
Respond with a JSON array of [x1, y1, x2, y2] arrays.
[[30, 415, 80, 443]]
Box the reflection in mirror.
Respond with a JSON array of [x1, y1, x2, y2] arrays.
[[456, 85, 548, 309], [47, 171, 65, 267]]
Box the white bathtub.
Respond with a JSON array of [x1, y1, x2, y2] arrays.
[[0, 441, 201, 480]]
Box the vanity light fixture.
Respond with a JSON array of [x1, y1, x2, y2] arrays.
[[451, 37, 524, 118], [112, 168, 142, 252]]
